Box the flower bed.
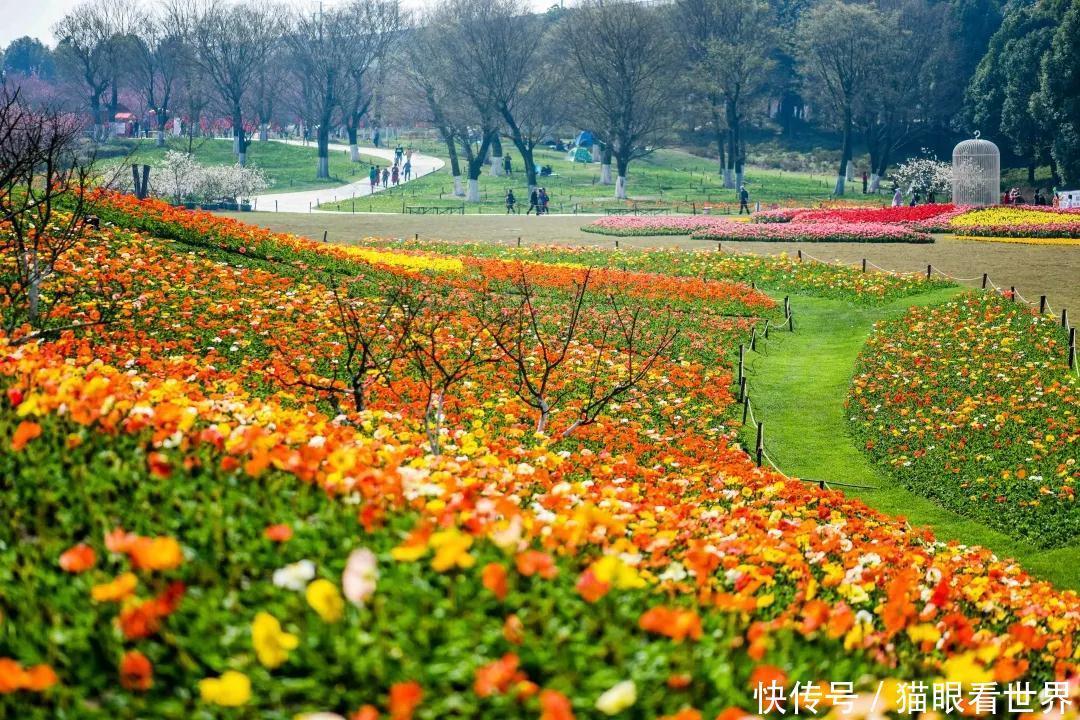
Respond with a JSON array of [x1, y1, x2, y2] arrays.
[[751, 205, 961, 226], [580, 215, 736, 236], [1, 203, 1074, 718], [362, 239, 951, 303], [848, 292, 1080, 548], [947, 206, 1080, 238], [691, 221, 934, 243]]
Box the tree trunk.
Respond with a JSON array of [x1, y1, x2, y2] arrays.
[[453, 175, 464, 197], [724, 98, 740, 189], [615, 154, 629, 200], [347, 126, 360, 161], [834, 107, 852, 195], [600, 145, 613, 185], [317, 123, 330, 179], [233, 105, 247, 165], [1027, 162, 1036, 184], [490, 134, 504, 176], [467, 178, 480, 202], [522, 147, 537, 193], [711, 104, 726, 173], [259, 123, 269, 142]]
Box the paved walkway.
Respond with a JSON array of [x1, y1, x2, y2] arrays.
[[251, 138, 444, 213]]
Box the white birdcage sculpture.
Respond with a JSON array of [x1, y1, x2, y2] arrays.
[[952, 133, 1000, 206]]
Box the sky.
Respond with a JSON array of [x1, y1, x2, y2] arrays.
[[1, 0, 559, 49]]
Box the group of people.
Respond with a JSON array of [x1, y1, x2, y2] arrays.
[[505, 187, 551, 214], [368, 147, 413, 193], [1001, 187, 1056, 206]]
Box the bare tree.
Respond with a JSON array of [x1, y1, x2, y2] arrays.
[[190, 0, 281, 165], [426, 0, 504, 202], [340, 0, 403, 163], [286, 4, 364, 179], [404, 24, 468, 196], [486, 267, 591, 435], [0, 88, 121, 341], [53, 0, 141, 140], [277, 276, 420, 415], [678, 0, 776, 189], [797, 0, 887, 195], [441, 0, 564, 194], [405, 288, 501, 454], [562, 0, 675, 199], [485, 266, 679, 438], [125, 6, 188, 147]]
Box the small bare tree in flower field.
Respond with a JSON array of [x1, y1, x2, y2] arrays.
[[276, 275, 422, 416], [486, 265, 680, 438], [0, 87, 122, 342], [405, 286, 505, 455]]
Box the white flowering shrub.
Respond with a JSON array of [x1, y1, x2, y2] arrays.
[[890, 158, 952, 199], [102, 151, 268, 204]]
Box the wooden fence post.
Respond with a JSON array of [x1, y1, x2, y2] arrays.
[[797, 250, 803, 262], [738, 344, 745, 384], [1062, 308, 1069, 328], [1040, 295, 1047, 314], [862, 258, 867, 273], [742, 394, 750, 425], [981, 273, 988, 289], [1070, 327, 1076, 369], [738, 376, 746, 403], [750, 327, 758, 352], [322, 230, 327, 242], [926, 264, 932, 279], [755, 421, 764, 467], [1010, 286, 1016, 302]]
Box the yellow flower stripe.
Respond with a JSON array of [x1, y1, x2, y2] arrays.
[[953, 235, 1080, 246], [951, 207, 1080, 227], [342, 247, 464, 273]]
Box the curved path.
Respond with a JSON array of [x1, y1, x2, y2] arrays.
[[251, 138, 444, 213], [738, 289, 1079, 589]]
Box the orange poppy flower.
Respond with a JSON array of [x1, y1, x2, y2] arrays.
[[119, 650, 153, 691], [481, 563, 509, 601], [59, 544, 97, 573]]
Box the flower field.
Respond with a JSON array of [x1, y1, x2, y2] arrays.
[[579, 215, 739, 236], [751, 205, 961, 226], [359, 239, 949, 304], [690, 222, 933, 244], [2, 198, 1078, 718], [848, 292, 1079, 548], [946, 206, 1080, 239]]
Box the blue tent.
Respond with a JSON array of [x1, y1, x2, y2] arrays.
[[575, 130, 595, 147]]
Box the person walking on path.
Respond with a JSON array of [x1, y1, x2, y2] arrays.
[[391, 165, 400, 186], [369, 165, 378, 192], [738, 185, 750, 214], [539, 187, 550, 214], [505, 189, 516, 213], [527, 187, 540, 215], [382, 167, 390, 188], [403, 160, 412, 181], [892, 187, 903, 206], [395, 144, 403, 164], [503, 154, 512, 176]]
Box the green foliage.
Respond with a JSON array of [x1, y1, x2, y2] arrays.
[[1037, 0, 1080, 184]]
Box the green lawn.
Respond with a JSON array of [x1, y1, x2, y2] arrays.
[[737, 288, 1080, 590], [99, 137, 384, 193], [320, 145, 888, 215]]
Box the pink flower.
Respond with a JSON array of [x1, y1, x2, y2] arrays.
[[342, 548, 378, 605]]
